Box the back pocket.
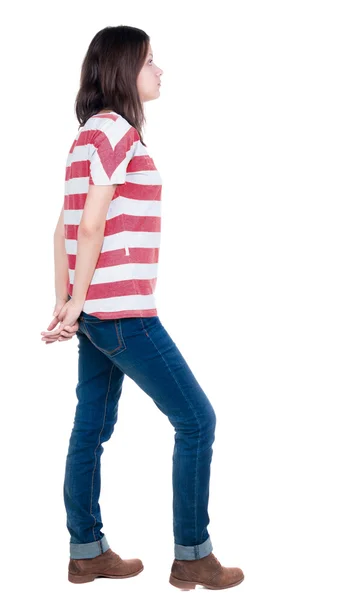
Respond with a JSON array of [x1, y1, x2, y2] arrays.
[[79, 313, 126, 356]]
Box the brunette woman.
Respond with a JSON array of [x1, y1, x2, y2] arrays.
[[40, 25, 244, 591]]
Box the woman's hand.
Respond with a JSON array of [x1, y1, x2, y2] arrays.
[[53, 296, 68, 319], [41, 298, 82, 344]]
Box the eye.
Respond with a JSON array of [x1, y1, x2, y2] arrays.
[[149, 59, 153, 64]]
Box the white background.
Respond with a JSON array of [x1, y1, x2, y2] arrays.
[[1, 1, 360, 598]]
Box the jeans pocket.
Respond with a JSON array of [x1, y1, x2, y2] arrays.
[[79, 315, 126, 356]]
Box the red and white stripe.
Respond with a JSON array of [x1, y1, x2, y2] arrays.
[[63, 112, 162, 319]]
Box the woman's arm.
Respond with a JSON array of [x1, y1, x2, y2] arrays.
[[51, 185, 116, 311], [54, 207, 69, 302], [70, 184, 117, 308]]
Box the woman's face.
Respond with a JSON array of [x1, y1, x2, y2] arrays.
[[137, 44, 163, 102]]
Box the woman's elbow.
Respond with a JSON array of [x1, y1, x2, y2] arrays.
[[78, 222, 104, 237]]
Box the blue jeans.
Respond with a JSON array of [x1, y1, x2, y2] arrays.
[[63, 307, 217, 561]]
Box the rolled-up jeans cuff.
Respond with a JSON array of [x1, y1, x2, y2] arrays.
[[70, 534, 110, 559], [174, 535, 213, 560]]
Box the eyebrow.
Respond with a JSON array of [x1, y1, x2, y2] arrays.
[[148, 53, 153, 57]]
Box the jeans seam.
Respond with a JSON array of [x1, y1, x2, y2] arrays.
[[82, 320, 125, 355], [114, 319, 124, 349], [139, 317, 150, 338], [139, 316, 201, 548], [91, 363, 115, 543]]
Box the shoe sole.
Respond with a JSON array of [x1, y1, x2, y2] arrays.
[[68, 565, 144, 584], [169, 572, 245, 590]]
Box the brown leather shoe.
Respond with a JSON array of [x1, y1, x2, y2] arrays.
[[169, 551, 244, 590], [68, 548, 144, 584]]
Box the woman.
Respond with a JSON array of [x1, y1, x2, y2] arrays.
[[40, 25, 244, 591]]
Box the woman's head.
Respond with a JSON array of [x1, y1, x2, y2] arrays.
[[75, 25, 163, 144]]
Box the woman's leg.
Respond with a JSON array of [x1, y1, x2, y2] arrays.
[[82, 313, 217, 561], [63, 327, 125, 559]]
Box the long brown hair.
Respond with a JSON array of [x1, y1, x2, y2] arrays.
[[75, 25, 150, 146]]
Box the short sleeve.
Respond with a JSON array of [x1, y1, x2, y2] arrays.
[[89, 120, 138, 185]]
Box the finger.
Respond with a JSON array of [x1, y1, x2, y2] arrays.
[[64, 324, 79, 332], [45, 316, 60, 331], [41, 321, 78, 337], [41, 325, 61, 335], [42, 335, 58, 342], [58, 322, 78, 333], [59, 335, 73, 341], [59, 328, 78, 340], [59, 330, 72, 338], [43, 336, 57, 344], [41, 329, 61, 338]]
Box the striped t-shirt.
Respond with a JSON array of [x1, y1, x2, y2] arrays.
[[63, 110, 162, 319]]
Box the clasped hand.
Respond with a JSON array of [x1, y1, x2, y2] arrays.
[[40, 298, 82, 344]]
